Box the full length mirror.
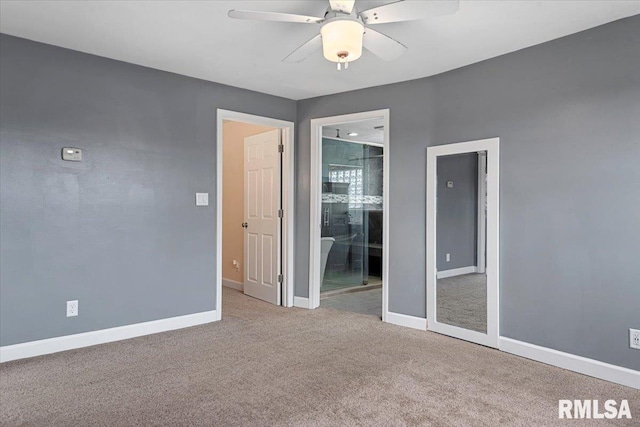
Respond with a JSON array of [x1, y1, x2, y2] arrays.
[[436, 151, 487, 333]]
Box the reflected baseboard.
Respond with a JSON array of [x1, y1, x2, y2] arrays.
[[437, 266, 478, 279], [321, 283, 382, 299]]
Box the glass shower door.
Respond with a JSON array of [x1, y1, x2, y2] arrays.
[[320, 138, 383, 293]]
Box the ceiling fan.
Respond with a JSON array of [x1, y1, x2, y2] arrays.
[[229, 0, 459, 70]]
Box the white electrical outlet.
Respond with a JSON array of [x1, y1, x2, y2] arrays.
[[446, 253, 451, 262], [67, 300, 78, 317], [630, 329, 640, 350]]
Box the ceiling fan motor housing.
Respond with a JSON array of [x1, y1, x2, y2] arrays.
[[320, 15, 364, 62]]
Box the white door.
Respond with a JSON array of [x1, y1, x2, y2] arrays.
[[243, 129, 281, 305]]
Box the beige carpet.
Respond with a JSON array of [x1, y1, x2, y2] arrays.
[[437, 273, 487, 333], [322, 288, 382, 317], [1, 287, 637, 426]]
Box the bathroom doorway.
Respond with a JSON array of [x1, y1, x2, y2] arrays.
[[309, 110, 389, 319]]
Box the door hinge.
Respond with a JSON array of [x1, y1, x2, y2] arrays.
[[278, 209, 284, 218], [278, 144, 284, 153], [278, 274, 283, 283]]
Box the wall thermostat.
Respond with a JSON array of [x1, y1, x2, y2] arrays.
[[196, 193, 209, 206], [62, 148, 82, 161]]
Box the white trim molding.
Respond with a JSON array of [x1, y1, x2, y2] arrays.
[[499, 337, 640, 390], [385, 312, 427, 331], [216, 109, 296, 313], [222, 278, 243, 291], [293, 297, 311, 309], [426, 137, 500, 349], [0, 310, 217, 363], [309, 109, 390, 323], [476, 152, 487, 274], [437, 266, 477, 279]]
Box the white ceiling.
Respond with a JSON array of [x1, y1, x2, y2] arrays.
[[323, 117, 385, 144], [1, 1, 638, 100]]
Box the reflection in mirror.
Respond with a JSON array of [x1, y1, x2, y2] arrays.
[[319, 118, 384, 317], [436, 152, 487, 333]]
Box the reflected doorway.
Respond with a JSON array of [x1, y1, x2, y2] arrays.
[[435, 152, 487, 333]]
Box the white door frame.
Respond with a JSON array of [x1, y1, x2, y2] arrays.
[[426, 137, 500, 348], [477, 152, 487, 274], [309, 109, 390, 322], [216, 109, 295, 319]]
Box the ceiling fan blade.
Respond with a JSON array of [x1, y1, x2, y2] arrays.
[[329, 0, 356, 14], [363, 28, 407, 61], [360, 0, 459, 25], [283, 34, 323, 63], [228, 10, 324, 24]]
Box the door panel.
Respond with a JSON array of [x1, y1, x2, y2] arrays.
[[244, 129, 281, 305], [262, 235, 274, 285], [247, 233, 259, 283], [262, 168, 275, 218], [247, 170, 258, 219]]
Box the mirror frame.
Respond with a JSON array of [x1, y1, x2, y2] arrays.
[[426, 138, 500, 348]]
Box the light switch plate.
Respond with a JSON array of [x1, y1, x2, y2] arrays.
[[196, 193, 209, 206], [62, 148, 82, 161], [447, 181, 454, 188]]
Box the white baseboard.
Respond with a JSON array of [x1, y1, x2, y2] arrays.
[[0, 310, 218, 363], [222, 278, 243, 291], [294, 296, 311, 309], [385, 311, 427, 331], [437, 266, 477, 279], [499, 337, 640, 390]]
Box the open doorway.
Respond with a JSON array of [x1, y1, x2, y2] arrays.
[[216, 110, 295, 319], [309, 110, 390, 320]]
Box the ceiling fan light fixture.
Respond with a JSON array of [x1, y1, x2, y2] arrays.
[[230, 0, 462, 67], [320, 17, 364, 67]]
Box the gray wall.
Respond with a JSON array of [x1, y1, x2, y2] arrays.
[[436, 153, 477, 271], [1, 16, 639, 371], [296, 16, 640, 370], [0, 35, 296, 346]]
